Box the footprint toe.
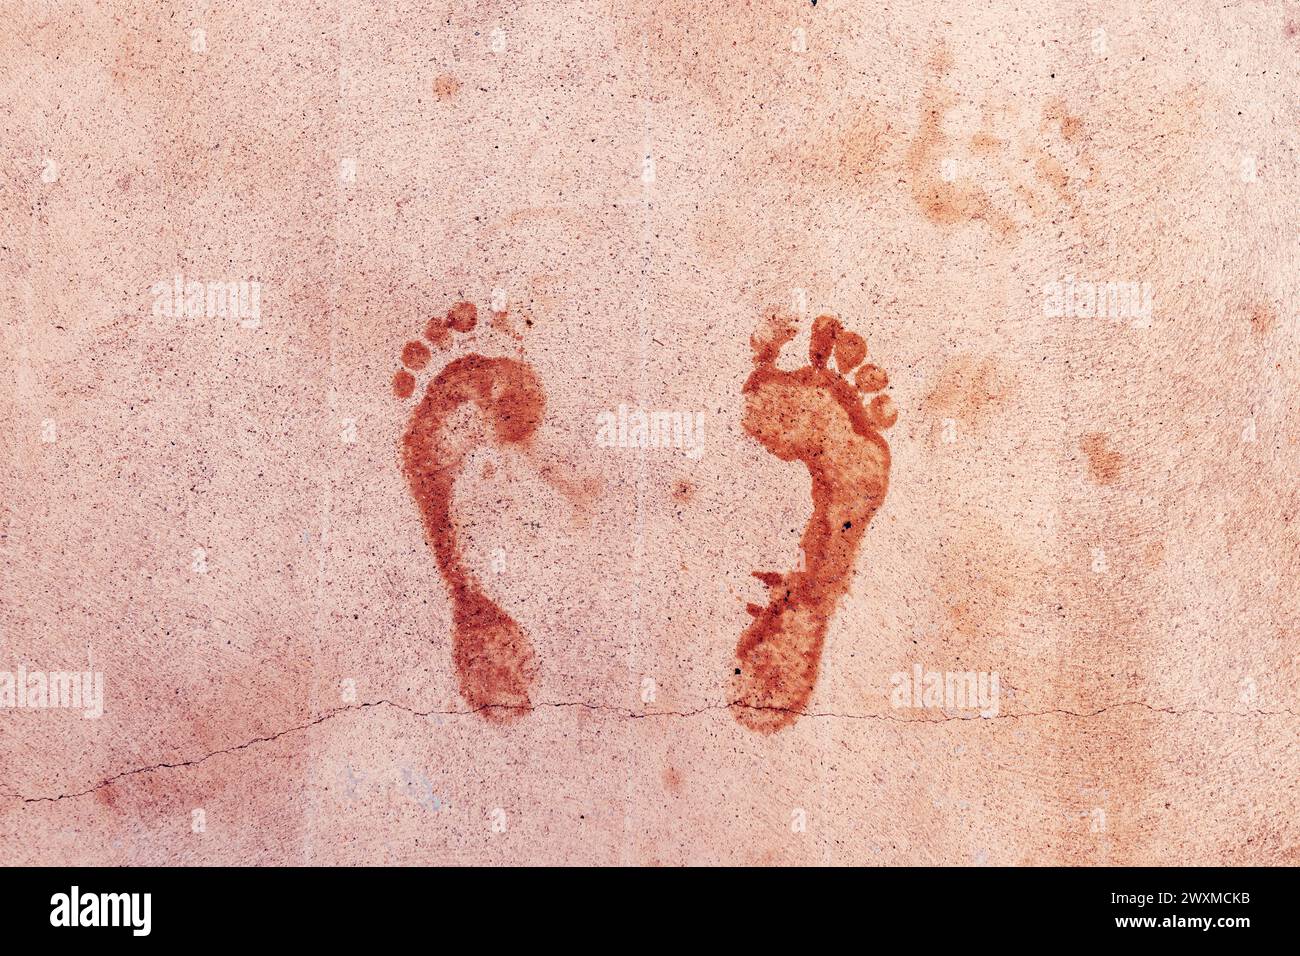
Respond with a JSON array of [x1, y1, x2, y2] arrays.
[[868, 393, 898, 428], [402, 340, 431, 370], [835, 331, 868, 371], [855, 363, 889, 392], [447, 301, 478, 332], [809, 314, 844, 368]]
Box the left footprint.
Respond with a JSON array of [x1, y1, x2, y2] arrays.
[[394, 301, 543, 722]]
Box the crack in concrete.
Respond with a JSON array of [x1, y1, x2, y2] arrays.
[[7, 697, 1296, 805]]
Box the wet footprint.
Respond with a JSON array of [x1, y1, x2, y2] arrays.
[[393, 301, 544, 722], [731, 313, 896, 733]]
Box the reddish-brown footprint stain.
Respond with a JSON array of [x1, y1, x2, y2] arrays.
[[731, 313, 896, 733], [394, 301, 544, 721]]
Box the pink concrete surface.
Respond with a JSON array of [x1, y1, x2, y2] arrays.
[[1, 1, 1297, 864]]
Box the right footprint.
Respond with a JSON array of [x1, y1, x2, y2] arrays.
[[731, 313, 896, 733], [393, 301, 544, 723]]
